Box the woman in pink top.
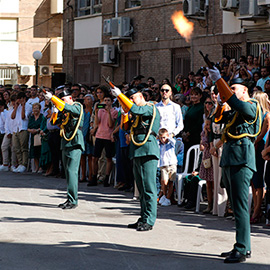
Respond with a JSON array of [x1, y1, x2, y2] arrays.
[[90, 94, 118, 187]]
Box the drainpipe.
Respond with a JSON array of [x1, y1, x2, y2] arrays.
[[115, 0, 118, 17]]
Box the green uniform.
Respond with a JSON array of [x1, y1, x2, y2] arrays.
[[58, 102, 84, 205], [128, 103, 160, 226], [221, 95, 261, 255]]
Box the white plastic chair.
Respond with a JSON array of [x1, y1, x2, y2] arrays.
[[195, 180, 207, 213], [176, 144, 201, 205], [195, 177, 253, 214], [109, 157, 117, 186]]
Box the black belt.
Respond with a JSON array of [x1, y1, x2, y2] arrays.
[[213, 134, 222, 139], [49, 129, 59, 133], [133, 129, 156, 137]]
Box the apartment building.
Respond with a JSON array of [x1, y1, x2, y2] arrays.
[[0, 0, 63, 88], [63, 0, 270, 86]]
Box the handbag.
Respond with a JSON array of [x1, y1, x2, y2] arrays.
[[202, 158, 211, 169], [34, 134, 42, 146]]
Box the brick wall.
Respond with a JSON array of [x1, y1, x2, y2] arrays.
[[63, 0, 247, 86]]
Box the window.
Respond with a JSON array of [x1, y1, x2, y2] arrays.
[[0, 19, 18, 64], [223, 44, 242, 62], [172, 48, 191, 78], [77, 0, 102, 17], [74, 55, 101, 85], [125, 53, 140, 83], [0, 19, 17, 41], [249, 42, 270, 66], [125, 0, 141, 9], [0, 0, 19, 13]]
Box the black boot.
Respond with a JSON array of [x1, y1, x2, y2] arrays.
[[87, 175, 97, 186], [103, 175, 110, 187], [184, 200, 196, 209]]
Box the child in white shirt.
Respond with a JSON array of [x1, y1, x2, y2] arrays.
[[158, 128, 178, 206]]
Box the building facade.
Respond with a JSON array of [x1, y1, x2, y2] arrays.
[[63, 0, 270, 87], [0, 0, 63, 88]]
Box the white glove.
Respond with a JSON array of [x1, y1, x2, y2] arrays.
[[120, 106, 128, 115], [217, 94, 225, 106], [207, 66, 221, 82], [52, 105, 59, 114], [111, 87, 121, 97], [44, 91, 53, 100]]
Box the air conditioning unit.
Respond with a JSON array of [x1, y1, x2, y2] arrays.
[[220, 0, 239, 11], [183, 0, 205, 17], [239, 0, 268, 19], [40, 65, 53, 76], [111, 17, 132, 39], [20, 65, 35, 76], [98, 45, 115, 64], [258, 0, 270, 5], [103, 19, 112, 35]]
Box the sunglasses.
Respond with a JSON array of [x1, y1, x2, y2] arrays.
[[183, 81, 188, 83], [160, 89, 170, 93], [153, 87, 159, 90], [205, 101, 213, 105]]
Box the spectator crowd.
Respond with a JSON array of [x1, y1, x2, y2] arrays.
[[1, 49, 270, 225]]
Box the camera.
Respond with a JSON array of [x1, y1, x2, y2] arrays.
[[97, 104, 106, 109]]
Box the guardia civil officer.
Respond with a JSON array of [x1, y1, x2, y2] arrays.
[[111, 87, 160, 231], [208, 67, 262, 263], [45, 88, 84, 209]]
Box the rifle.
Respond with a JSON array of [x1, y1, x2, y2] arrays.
[[102, 75, 115, 88], [199, 51, 214, 69]]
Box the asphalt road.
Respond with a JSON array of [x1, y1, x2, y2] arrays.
[[0, 171, 269, 270]]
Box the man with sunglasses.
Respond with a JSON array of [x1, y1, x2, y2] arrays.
[[155, 84, 183, 138], [256, 66, 270, 91]]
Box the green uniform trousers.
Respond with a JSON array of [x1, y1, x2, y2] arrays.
[[62, 147, 82, 205], [133, 156, 158, 226], [222, 165, 253, 255]]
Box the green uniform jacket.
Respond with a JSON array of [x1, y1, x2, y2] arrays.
[[128, 103, 160, 160], [59, 102, 85, 151], [220, 95, 261, 171]]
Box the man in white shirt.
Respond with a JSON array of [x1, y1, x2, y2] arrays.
[[155, 84, 183, 137], [26, 85, 40, 109], [0, 95, 17, 171], [256, 67, 270, 91], [11, 92, 32, 173], [0, 101, 6, 165]]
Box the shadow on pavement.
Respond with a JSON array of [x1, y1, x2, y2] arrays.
[[0, 216, 128, 229], [0, 241, 269, 270]]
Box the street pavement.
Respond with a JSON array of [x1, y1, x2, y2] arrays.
[[0, 171, 270, 270]]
